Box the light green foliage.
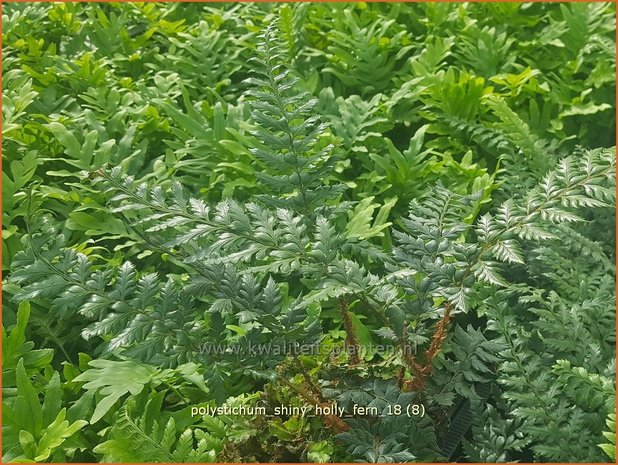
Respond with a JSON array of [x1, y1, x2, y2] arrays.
[[93, 401, 216, 463], [600, 413, 616, 461], [3, 360, 88, 463], [3, 2, 616, 463], [2, 301, 54, 384]]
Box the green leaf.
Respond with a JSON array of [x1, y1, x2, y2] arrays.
[[4, 301, 30, 361], [345, 196, 396, 240], [41, 372, 63, 426], [15, 358, 43, 436], [47, 122, 83, 159], [73, 360, 161, 424], [34, 409, 87, 461], [18, 430, 37, 460]]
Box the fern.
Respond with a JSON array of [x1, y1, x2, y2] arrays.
[[333, 379, 443, 462], [552, 360, 615, 412], [245, 22, 346, 215], [4, 5, 616, 461], [428, 325, 505, 405], [94, 401, 216, 462], [482, 283, 615, 461], [483, 94, 548, 165], [462, 399, 528, 462], [321, 10, 413, 95], [10, 137, 615, 463], [454, 25, 514, 79]]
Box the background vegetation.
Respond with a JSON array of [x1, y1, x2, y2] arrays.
[[2, 2, 616, 463]]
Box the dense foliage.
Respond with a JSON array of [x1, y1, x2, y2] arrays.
[[2, 2, 616, 463]]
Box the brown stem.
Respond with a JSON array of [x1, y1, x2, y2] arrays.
[[339, 297, 361, 365], [279, 377, 349, 432], [400, 327, 425, 379], [423, 302, 453, 367], [403, 303, 453, 392]]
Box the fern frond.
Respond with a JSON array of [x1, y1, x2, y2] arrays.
[[94, 402, 216, 463], [245, 22, 346, 214], [599, 413, 616, 461], [463, 399, 529, 462], [552, 360, 615, 412], [429, 325, 505, 405]]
